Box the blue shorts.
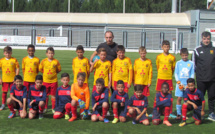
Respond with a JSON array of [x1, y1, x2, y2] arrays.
[[92, 108, 103, 117], [128, 109, 148, 123], [175, 84, 186, 97], [55, 105, 66, 113], [188, 105, 202, 121], [152, 107, 164, 120], [31, 102, 39, 111]]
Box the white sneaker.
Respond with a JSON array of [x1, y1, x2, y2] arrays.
[[0, 104, 5, 111]]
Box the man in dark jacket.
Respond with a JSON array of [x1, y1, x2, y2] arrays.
[[192, 31, 215, 121]]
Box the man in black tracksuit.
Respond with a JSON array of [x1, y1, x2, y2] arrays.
[[192, 31, 215, 121]]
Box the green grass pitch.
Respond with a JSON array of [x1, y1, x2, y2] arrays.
[[0, 49, 213, 134]]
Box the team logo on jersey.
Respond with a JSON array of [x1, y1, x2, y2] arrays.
[[83, 63, 86, 66], [146, 64, 148, 67], [187, 64, 190, 67], [105, 65, 108, 69], [19, 91, 23, 96], [124, 62, 127, 65], [34, 62, 37, 66], [121, 97, 125, 102], [169, 59, 172, 63], [53, 64, 56, 68], [67, 91, 70, 95], [194, 96, 199, 100], [10, 62, 14, 65], [39, 92, 43, 97], [141, 101, 145, 106], [210, 50, 214, 54], [81, 92, 84, 95], [101, 93, 105, 99]]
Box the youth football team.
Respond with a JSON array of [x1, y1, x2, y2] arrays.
[[0, 34, 206, 127]]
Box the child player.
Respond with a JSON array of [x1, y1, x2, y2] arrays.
[[69, 72, 90, 122], [155, 40, 176, 118], [112, 45, 132, 93], [53, 73, 72, 120], [90, 48, 111, 92], [91, 78, 109, 123], [152, 82, 172, 126], [0, 46, 19, 110], [72, 45, 90, 84], [39, 47, 61, 113], [22, 44, 40, 92], [7, 75, 27, 118], [174, 48, 194, 119], [127, 85, 149, 125], [134, 46, 152, 96], [110, 80, 129, 123], [179, 78, 205, 127], [28, 75, 46, 119]]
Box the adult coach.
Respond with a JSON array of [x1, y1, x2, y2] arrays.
[[90, 31, 118, 65], [192, 31, 215, 121]]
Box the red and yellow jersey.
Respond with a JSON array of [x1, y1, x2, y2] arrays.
[[156, 53, 176, 80], [22, 56, 40, 82], [93, 59, 111, 87], [72, 57, 90, 84], [134, 58, 153, 85], [112, 57, 133, 84], [39, 58, 61, 83], [0, 57, 19, 82], [71, 83, 90, 109]]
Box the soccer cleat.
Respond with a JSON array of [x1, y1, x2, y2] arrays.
[[65, 114, 70, 120], [132, 119, 137, 125], [8, 112, 16, 118], [68, 117, 77, 122], [148, 114, 153, 118], [43, 108, 47, 113], [146, 112, 149, 117], [80, 109, 88, 120], [0, 104, 5, 111], [107, 111, 111, 116], [208, 112, 215, 121], [179, 121, 186, 127], [104, 118, 109, 123], [87, 110, 91, 115], [169, 113, 177, 119], [112, 118, 119, 124], [39, 113, 43, 119], [52, 109, 55, 114]]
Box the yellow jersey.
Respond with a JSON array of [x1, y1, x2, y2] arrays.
[[0, 57, 19, 82], [39, 58, 61, 83], [134, 58, 153, 85], [72, 57, 90, 84], [22, 56, 40, 82], [156, 53, 176, 80], [112, 57, 133, 84], [93, 59, 111, 87]]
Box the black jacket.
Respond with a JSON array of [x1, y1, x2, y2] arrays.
[[192, 42, 215, 81]]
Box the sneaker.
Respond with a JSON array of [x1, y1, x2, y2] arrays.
[[65, 114, 70, 120], [132, 119, 137, 125], [8, 112, 16, 118], [88, 110, 91, 115], [68, 117, 77, 122], [107, 111, 111, 116], [52, 109, 55, 114], [179, 121, 186, 127], [0, 104, 5, 111], [146, 112, 149, 117], [176, 115, 182, 120], [208, 112, 215, 121], [39, 113, 43, 119], [169, 113, 177, 119], [112, 118, 119, 124], [148, 114, 153, 118], [104, 118, 109, 123], [43, 108, 47, 114]]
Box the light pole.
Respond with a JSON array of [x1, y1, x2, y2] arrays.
[[123, 0, 125, 13], [12, 0, 14, 12], [68, 0, 70, 13]]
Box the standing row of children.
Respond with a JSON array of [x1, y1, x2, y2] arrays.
[[0, 40, 205, 126]]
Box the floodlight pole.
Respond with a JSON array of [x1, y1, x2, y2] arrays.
[[123, 0, 125, 13], [68, 0, 70, 13], [179, 0, 181, 12], [12, 0, 14, 13]]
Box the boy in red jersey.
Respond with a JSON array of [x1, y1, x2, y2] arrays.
[[39, 47, 61, 113], [0, 46, 19, 110], [22, 44, 40, 92], [53, 73, 72, 120], [7, 75, 27, 118], [112, 45, 132, 93]]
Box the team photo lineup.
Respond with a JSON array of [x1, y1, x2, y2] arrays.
[[0, 30, 214, 128]]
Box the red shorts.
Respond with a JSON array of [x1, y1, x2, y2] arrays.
[[114, 81, 128, 93], [155, 79, 173, 91], [2, 82, 13, 92], [23, 81, 35, 92], [134, 85, 150, 96], [43, 82, 58, 96]]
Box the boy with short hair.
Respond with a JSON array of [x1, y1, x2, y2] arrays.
[[152, 82, 172, 126], [127, 85, 149, 125], [22, 44, 40, 92], [7, 75, 27, 118], [69, 72, 90, 122], [90, 48, 111, 92], [112, 45, 132, 93], [91, 78, 109, 123], [53, 73, 72, 120], [72, 45, 90, 84], [111, 80, 129, 123], [179, 78, 205, 127], [28, 75, 46, 119], [39, 47, 61, 113], [174, 48, 194, 119], [134, 46, 152, 96], [155, 40, 176, 118], [0, 46, 19, 110]]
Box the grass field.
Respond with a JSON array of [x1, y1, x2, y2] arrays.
[[0, 49, 213, 134]]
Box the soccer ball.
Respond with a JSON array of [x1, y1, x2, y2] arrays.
[[92, 55, 100, 62]]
